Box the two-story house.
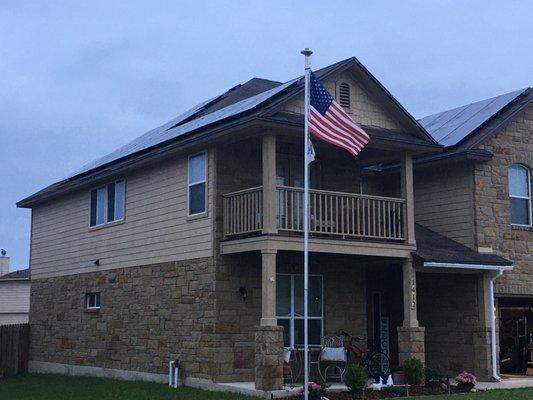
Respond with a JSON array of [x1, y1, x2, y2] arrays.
[[17, 57, 515, 393], [417, 88, 533, 375]]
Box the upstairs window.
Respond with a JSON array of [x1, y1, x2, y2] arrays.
[[508, 164, 531, 226], [339, 82, 351, 108], [90, 180, 125, 227], [188, 152, 207, 216]]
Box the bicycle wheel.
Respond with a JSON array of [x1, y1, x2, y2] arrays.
[[366, 351, 390, 377]]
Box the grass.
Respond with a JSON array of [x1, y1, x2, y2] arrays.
[[0, 373, 259, 400], [412, 388, 533, 400], [1, 374, 532, 400]]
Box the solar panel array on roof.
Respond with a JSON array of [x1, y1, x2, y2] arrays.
[[73, 79, 296, 176], [419, 88, 527, 147]]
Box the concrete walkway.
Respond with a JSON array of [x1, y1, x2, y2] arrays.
[[477, 374, 533, 390]]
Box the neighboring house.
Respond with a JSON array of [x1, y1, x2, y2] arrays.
[[17, 57, 517, 391], [416, 88, 533, 374], [0, 255, 30, 325]]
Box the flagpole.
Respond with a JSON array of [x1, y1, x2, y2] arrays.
[[301, 47, 312, 400]]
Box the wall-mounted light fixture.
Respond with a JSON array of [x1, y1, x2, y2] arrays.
[[238, 286, 248, 301], [94, 259, 100, 266]]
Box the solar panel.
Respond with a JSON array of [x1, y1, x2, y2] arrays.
[[419, 88, 526, 147]]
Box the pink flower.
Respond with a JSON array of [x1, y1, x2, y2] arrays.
[[455, 371, 477, 385]]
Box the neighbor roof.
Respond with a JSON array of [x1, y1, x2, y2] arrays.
[[414, 225, 512, 267], [0, 268, 29, 280], [18, 57, 438, 208], [419, 88, 530, 148]]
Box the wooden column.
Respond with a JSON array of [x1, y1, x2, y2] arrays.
[[402, 258, 419, 328], [260, 249, 277, 326], [401, 151, 416, 245], [262, 134, 277, 235]]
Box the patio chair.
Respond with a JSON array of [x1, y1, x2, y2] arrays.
[[317, 334, 347, 382]]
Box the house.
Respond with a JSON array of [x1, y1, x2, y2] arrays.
[[416, 88, 533, 375], [17, 57, 518, 392], [0, 254, 30, 325]]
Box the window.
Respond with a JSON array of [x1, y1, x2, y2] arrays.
[[90, 180, 125, 227], [86, 293, 100, 310], [509, 164, 532, 226], [277, 274, 323, 348], [188, 152, 207, 216], [339, 82, 350, 108]]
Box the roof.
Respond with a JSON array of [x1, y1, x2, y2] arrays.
[[0, 268, 30, 280], [419, 88, 530, 148], [414, 224, 512, 267], [18, 57, 438, 208]]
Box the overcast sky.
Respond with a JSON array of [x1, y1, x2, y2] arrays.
[[1, 1, 532, 271]]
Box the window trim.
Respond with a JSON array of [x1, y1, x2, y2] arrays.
[[86, 292, 101, 310], [509, 164, 532, 227], [276, 273, 324, 348], [187, 151, 208, 218], [89, 179, 126, 228]]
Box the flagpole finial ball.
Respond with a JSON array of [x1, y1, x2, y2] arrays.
[[301, 48, 313, 57]]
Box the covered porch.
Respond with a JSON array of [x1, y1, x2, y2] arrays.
[[213, 225, 513, 393]]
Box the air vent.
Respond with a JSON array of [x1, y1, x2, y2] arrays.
[[339, 83, 350, 108]]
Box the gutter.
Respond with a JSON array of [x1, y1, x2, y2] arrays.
[[489, 269, 504, 382], [423, 262, 513, 271]]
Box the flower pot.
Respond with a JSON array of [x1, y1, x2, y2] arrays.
[[392, 371, 405, 385]]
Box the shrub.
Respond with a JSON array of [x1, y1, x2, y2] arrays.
[[402, 358, 424, 386], [345, 364, 368, 392], [455, 371, 476, 388], [425, 368, 445, 386]]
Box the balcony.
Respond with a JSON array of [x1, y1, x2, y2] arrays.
[[223, 186, 405, 241]]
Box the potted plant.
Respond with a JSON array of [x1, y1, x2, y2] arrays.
[[455, 371, 476, 392], [297, 381, 329, 400], [392, 366, 405, 385]]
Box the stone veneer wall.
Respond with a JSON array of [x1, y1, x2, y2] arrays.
[[474, 104, 533, 297], [417, 273, 491, 379], [29, 259, 218, 380], [213, 252, 368, 382]]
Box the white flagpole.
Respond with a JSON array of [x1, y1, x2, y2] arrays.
[[300, 47, 312, 400]]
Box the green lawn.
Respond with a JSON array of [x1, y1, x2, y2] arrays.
[[0, 374, 259, 400], [413, 388, 533, 400], [1, 374, 533, 400]]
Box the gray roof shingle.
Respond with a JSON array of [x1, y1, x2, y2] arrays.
[[0, 268, 29, 280], [415, 224, 512, 266]]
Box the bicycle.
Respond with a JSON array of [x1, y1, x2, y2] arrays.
[[341, 331, 391, 377]]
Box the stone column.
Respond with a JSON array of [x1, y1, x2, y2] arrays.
[[397, 258, 425, 365], [261, 249, 277, 326], [254, 325, 283, 391], [401, 152, 416, 246], [262, 134, 277, 235]]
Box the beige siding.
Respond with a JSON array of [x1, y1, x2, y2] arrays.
[[30, 151, 215, 279], [414, 162, 475, 248], [0, 280, 30, 323], [282, 70, 404, 131]]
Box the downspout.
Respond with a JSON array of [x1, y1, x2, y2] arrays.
[[489, 269, 503, 381]]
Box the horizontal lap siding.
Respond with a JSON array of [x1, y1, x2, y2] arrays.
[[30, 153, 214, 279], [414, 162, 475, 248]]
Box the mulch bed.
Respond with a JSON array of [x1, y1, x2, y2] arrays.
[[325, 385, 465, 399]]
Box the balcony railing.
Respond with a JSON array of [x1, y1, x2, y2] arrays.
[[223, 186, 405, 241]]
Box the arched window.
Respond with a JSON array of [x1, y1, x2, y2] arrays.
[[508, 164, 532, 226], [338, 82, 350, 108]]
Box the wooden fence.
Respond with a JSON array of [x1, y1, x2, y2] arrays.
[[0, 323, 30, 378]]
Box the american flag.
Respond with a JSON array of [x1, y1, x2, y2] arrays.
[[309, 72, 370, 157]]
